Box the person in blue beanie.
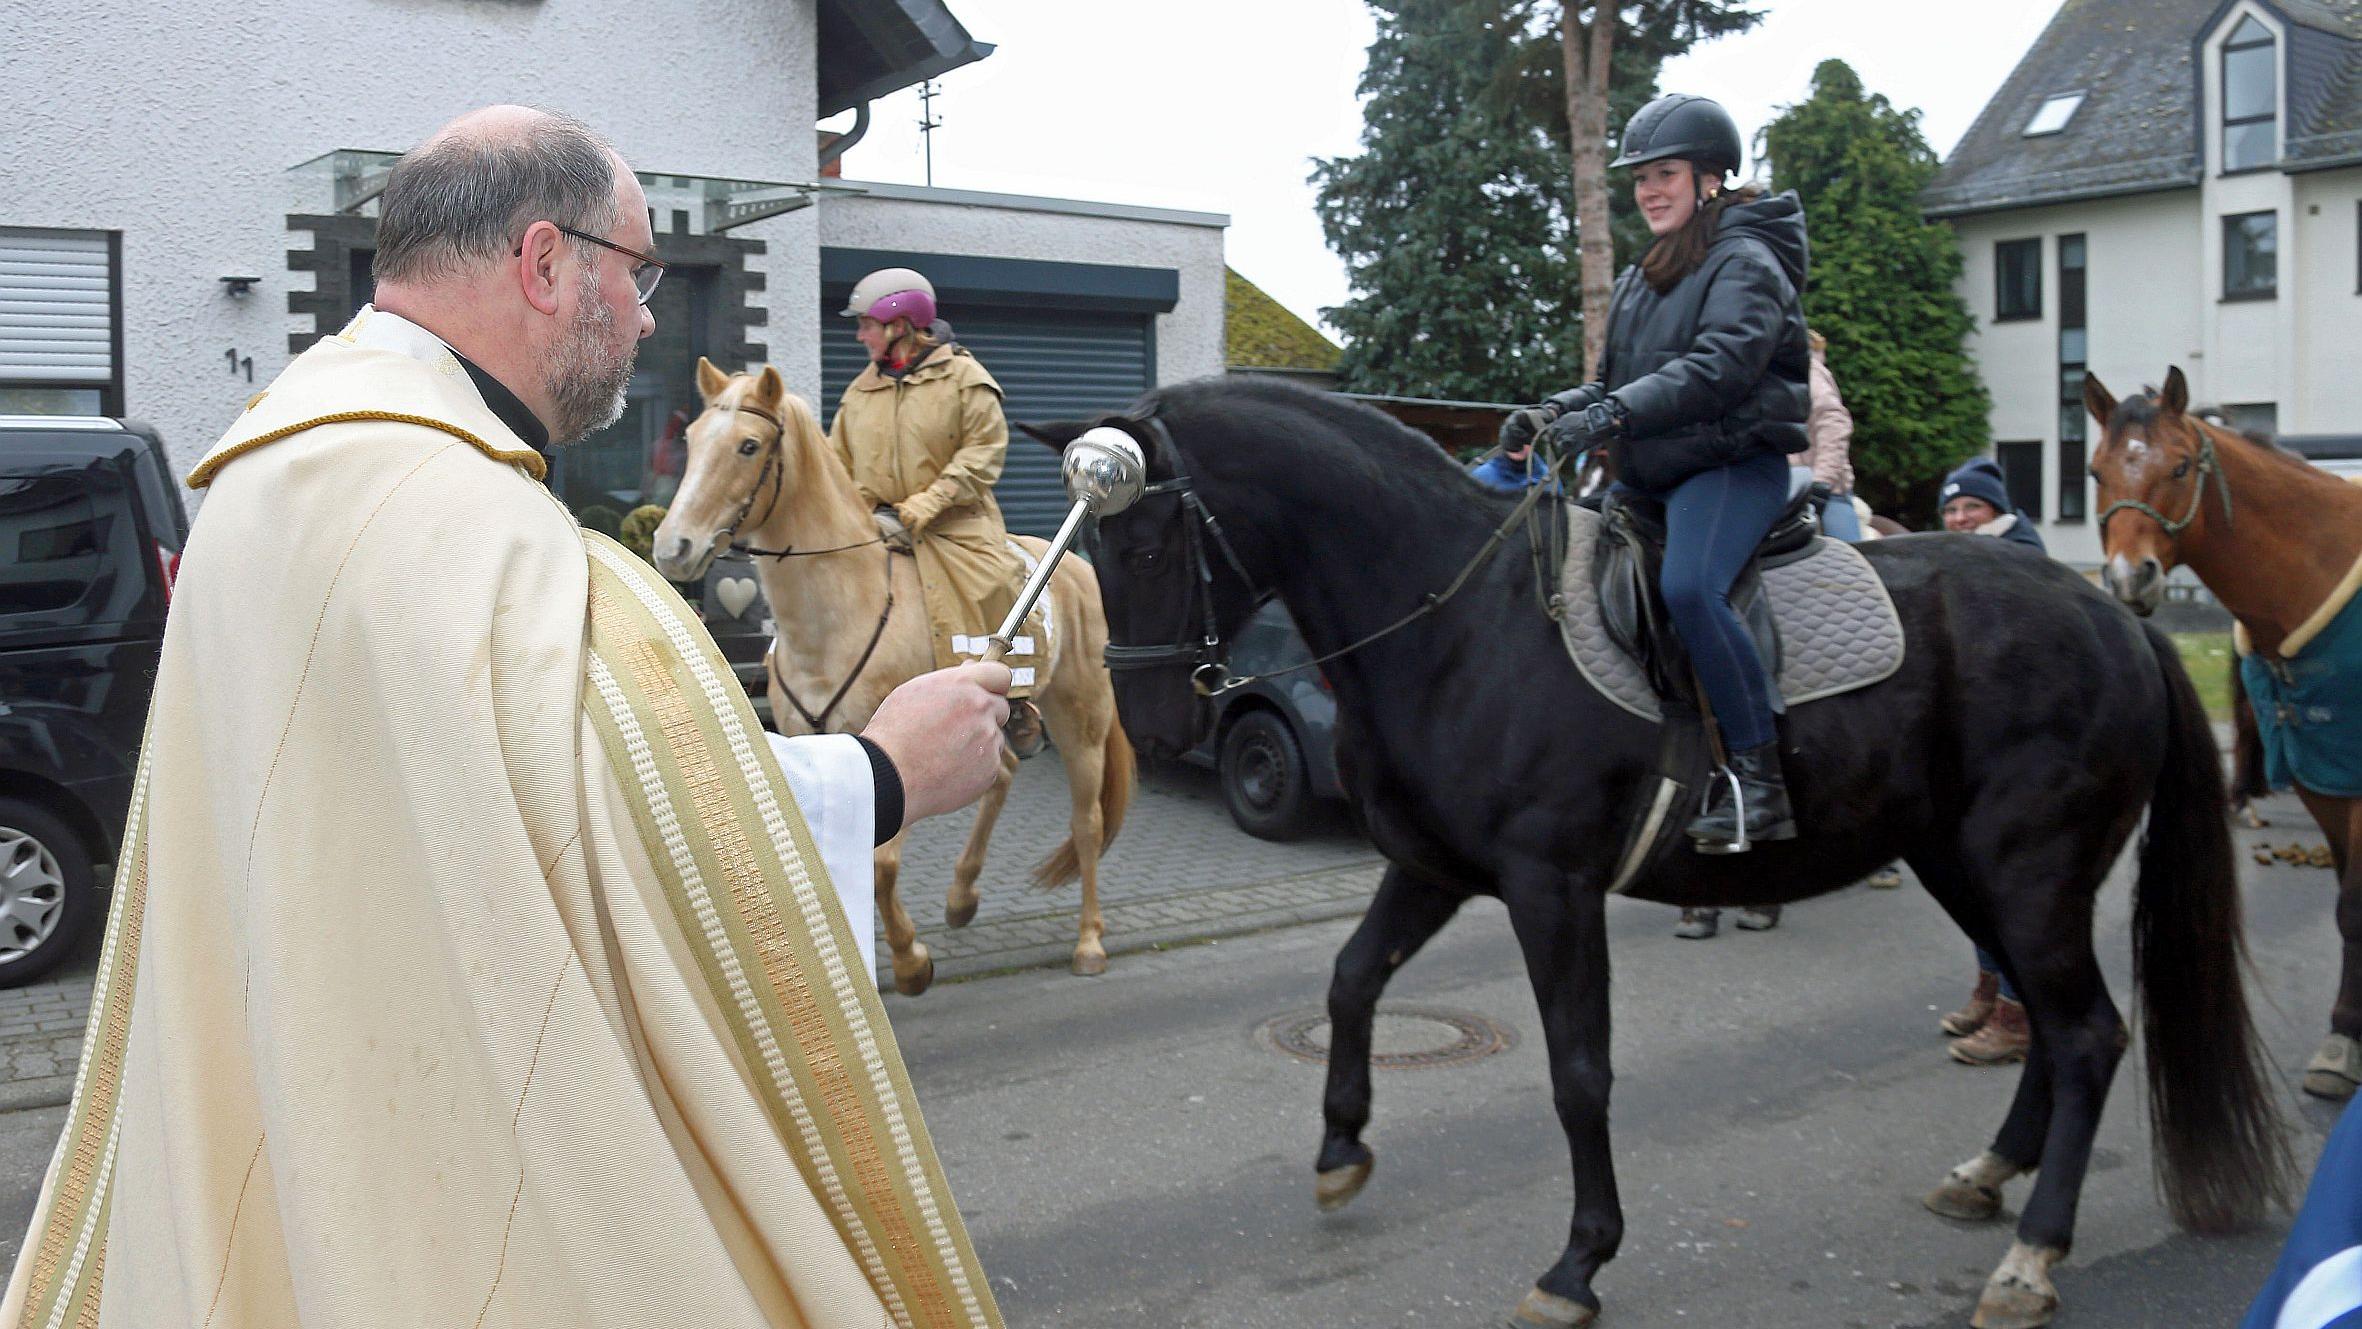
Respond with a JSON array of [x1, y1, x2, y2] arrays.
[[1468, 434, 1561, 493]]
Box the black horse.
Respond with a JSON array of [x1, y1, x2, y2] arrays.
[[1027, 378, 2288, 1329]]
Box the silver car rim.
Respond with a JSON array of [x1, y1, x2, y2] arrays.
[[0, 827, 67, 964]]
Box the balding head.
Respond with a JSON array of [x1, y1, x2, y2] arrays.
[[373, 105, 622, 286]]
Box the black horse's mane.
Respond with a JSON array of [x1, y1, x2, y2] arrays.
[[1145, 376, 1513, 517]]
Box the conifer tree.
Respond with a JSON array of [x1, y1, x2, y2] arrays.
[[1762, 60, 1991, 522]]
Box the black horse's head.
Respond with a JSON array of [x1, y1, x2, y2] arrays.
[[1020, 411, 1266, 758]]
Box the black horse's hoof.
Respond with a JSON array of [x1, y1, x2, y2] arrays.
[[1507, 1285, 1599, 1327], [1315, 1144, 1374, 1212]]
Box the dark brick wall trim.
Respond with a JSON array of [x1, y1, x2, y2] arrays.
[[285, 214, 380, 356], [283, 214, 768, 366]]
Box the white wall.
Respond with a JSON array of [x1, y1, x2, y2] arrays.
[[817, 184, 1228, 400], [1947, 190, 2202, 566], [0, 0, 819, 479], [2294, 166, 2362, 433]]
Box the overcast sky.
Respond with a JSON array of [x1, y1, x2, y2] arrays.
[[825, 1, 2064, 339]]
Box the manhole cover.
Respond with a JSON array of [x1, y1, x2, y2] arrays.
[[1253, 1005, 1514, 1070]]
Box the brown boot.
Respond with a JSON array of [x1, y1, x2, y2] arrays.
[[1940, 970, 2000, 1037], [1949, 997, 2030, 1066]]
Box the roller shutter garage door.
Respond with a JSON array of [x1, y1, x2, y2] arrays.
[[820, 306, 1151, 537], [0, 228, 116, 414]]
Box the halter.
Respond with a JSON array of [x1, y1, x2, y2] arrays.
[[2099, 425, 2233, 540], [1103, 416, 1560, 698], [700, 399, 886, 560]]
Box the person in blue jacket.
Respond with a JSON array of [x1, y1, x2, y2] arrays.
[[1467, 432, 1563, 493]]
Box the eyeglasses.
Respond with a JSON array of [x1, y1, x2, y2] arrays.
[[515, 223, 666, 305]]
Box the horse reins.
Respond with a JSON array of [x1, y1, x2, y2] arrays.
[[2099, 425, 2233, 540], [699, 397, 903, 732], [1106, 416, 1563, 697]]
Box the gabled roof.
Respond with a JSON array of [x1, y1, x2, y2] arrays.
[[1225, 268, 1340, 372], [816, 0, 994, 118], [1924, 0, 2362, 217], [1923, 0, 2202, 217]]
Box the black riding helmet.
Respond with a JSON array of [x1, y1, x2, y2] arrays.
[[1608, 93, 1744, 179]]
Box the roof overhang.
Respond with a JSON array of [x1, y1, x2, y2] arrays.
[[817, 0, 994, 118], [1921, 173, 2200, 220]]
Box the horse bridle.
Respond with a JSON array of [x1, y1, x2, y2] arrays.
[[2099, 424, 2233, 541], [1101, 416, 1557, 698], [695, 396, 900, 733]]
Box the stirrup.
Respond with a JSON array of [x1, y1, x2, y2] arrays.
[[1689, 765, 1751, 856]]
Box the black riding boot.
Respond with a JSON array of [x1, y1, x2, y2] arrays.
[[1688, 743, 1797, 854]]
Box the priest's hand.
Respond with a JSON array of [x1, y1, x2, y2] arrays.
[[862, 662, 1013, 832]]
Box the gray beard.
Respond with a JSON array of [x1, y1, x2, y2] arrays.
[[545, 268, 634, 446]]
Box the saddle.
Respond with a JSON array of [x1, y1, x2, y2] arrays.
[[1590, 473, 1827, 716]]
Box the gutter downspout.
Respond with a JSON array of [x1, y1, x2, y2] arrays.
[[819, 102, 871, 172]]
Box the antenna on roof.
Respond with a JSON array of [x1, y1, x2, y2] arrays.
[[917, 80, 941, 186]]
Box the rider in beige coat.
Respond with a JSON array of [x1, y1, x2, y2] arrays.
[[830, 268, 1042, 749]]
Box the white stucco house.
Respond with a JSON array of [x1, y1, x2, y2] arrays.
[[0, 0, 1226, 534], [1923, 0, 2362, 565]]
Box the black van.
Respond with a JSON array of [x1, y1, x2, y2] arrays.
[[0, 417, 186, 985]]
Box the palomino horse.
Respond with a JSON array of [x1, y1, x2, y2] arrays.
[[1029, 377, 2288, 1329], [2088, 366, 2362, 1097], [652, 360, 1133, 994]]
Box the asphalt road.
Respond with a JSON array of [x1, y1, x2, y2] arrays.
[[0, 792, 2342, 1326], [885, 792, 2347, 1329]]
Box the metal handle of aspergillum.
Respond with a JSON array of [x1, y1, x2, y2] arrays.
[[981, 428, 1145, 665]]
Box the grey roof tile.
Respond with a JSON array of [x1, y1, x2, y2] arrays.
[[1924, 0, 2362, 214]]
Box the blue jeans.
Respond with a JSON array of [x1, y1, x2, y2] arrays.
[[1974, 945, 2022, 1001], [1621, 450, 1791, 752], [1820, 489, 1863, 542]]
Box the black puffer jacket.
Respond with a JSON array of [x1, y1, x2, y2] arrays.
[[1595, 192, 1812, 494]]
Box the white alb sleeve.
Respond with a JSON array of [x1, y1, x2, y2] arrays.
[[762, 732, 878, 987]]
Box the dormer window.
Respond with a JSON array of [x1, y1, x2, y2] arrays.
[[2222, 15, 2277, 171], [2024, 93, 2084, 137]]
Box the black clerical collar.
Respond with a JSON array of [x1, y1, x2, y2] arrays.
[[450, 351, 552, 457]]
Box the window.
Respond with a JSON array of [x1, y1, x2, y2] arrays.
[[2222, 402, 2278, 437], [2024, 93, 2085, 137], [2056, 235, 2088, 522], [0, 228, 122, 417], [2224, 211, 2277, 299], [2222, 15, 2276, 172], [1997, 442, 2045, 523], [1995, 238, 2042, 320]]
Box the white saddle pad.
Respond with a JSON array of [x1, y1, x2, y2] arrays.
[[1556, 504, 1906, 723]]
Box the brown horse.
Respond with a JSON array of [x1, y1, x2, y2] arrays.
[[2088, 365, 2362, 1097], [651, 361, 1134, 993]]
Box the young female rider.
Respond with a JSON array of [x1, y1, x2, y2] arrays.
[[1498, 93, 1814, 853]]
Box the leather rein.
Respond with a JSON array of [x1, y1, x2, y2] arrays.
[[698, 398, 903, 734], [1104, 416, 1561, 697]]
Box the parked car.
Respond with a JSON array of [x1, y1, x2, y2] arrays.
[[1183, 600, 1347, 840], [0, 416, 187, 985]]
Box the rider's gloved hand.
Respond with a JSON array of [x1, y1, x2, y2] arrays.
[[873, 505, 914, 550], [894, 481, 956, 535], [1498, 403, 1561, 454]]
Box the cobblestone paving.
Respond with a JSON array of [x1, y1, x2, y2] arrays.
[[0, 758, 1382, 1107]]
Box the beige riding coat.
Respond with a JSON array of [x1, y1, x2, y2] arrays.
[[829, 345, 1039, 687]]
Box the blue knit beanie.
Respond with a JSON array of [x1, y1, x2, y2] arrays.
[[1938, 457, 2013, 517]]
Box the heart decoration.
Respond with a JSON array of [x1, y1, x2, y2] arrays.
[[714, 576, 760, 620]]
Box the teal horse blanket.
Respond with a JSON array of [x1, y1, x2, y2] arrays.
[[2243, 587, 2362, 798]]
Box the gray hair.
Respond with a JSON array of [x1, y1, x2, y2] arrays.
[[373, 111, 622, 285]]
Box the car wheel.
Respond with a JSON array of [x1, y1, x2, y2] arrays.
[[1220, 709, 1314, 841], [0, 798, 97, 988]]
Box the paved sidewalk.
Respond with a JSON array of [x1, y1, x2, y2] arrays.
[[0, 757, 1381, 1110]]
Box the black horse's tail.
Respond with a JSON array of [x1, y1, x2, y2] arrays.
[[2134, 624, 2291, 1233]]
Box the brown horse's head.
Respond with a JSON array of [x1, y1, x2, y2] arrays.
[[652, 357, 818, 581], [2085, 365, 2216, 616]]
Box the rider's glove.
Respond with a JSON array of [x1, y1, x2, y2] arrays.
[[873, 505, 914, 550], [1498, 403, 1560, 454], [894, 482, 956, 535]]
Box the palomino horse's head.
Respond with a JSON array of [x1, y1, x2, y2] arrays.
[[652, 357, 819, 582], [2085, 366, 2225, 616]]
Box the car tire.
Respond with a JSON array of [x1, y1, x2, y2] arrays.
[[0, 798, 97, 988], [1220, 709, 1315, 842]]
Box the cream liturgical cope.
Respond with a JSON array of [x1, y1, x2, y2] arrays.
[[2, 309, 1002, 1328]]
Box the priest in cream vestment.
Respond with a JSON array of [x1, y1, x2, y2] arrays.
[[3, 107, 1009, 1329]]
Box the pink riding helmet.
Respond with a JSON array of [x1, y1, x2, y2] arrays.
[[841, 267, 938, 328]]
